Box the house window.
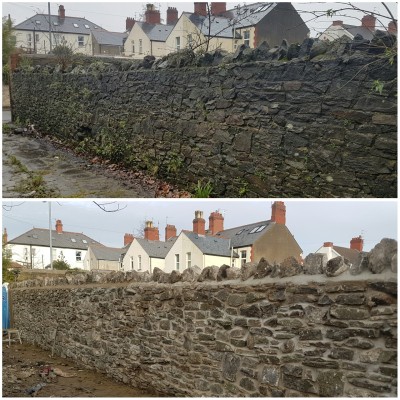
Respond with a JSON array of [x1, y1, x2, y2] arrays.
[[138, 255, 142, 270], [175, 254, 180, 271], [187, 34, 193, 48], [130, 256, 134, 270], [244, 30, 250, 47], [132, 40, 135, 54], [76, 251, 82, 261], [35, 33, 39, 43], [78, 36, 84, 47], [27, 33, 32, 48], [52, 249, 57, 259], [186, 252, 191, 268], [175, 36, 180, 51], [234, 39, 239, 50], [240, 250, 247, 266], [139, 39, 143, 54]]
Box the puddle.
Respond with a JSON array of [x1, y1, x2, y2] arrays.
[[2, 132, 158, 198]]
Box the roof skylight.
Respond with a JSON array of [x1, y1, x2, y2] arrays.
[[84, 24, 90, 29], [73, 23, 79, 28], [236, 229, 244, 235], [71, 238, 77, 242]]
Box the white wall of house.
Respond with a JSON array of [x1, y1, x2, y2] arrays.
[[122, 240, 165, 273], [315, 245, 342, 261], [13, 30, 92, 54], [124, 24, 167, 58], [8, 243, 87, 269], [165, 14, 232, 55], [83, 248, 120, 271], [233, 245, 253, 265], [319, 25, 353, 41], [235, 26, 255, 49], [204, 254, 235, 268]]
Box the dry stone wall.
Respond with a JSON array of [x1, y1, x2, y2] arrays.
[[10, 37, 397, 197], [10, 248, 397, 397]]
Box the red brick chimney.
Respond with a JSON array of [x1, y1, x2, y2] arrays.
[[145, 4, 161, 24], [323, 242, 333, 247], [194, 2, 208, 17], [58, 5, 65, 20], [167, 7, 178, 25], [144, 221, 159, 241], [124, 233, 134, 246], [2, 228, 8, 245], [271, 201, 286, 225], [209, 211, 224, 235], [361, 14, 376, 30], [165, 224, 177, 240], [193, 211, 206, 235], [55, 220, 63, 234], [350, 236, 363, 252], [211, 2, 226, 16], [332, 20, 343, 26], [388, 20, 397, 34], [126, 17, 135, 31]]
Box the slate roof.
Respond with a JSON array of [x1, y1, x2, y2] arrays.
[[185, 12, 238, 38], [333, 245, 360, 265], [222, 2, 276, 28], [184, 232, 239, 257], [8, 228, 102, 250], [14, 14, 105, 35], [214, 220, 274, 248], [136, 237, 177, 258], [136, 21, 174, 42], [341, 24, 376, 40], [91, 30, 127, 46], [90, 245, 125, 261]]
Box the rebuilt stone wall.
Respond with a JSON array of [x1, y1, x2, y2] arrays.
[[10, 38, 397, 197], [10, 250, 397, 397]]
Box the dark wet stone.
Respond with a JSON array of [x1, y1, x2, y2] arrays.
[[317, 371, 344, 397], [222, 353, 241, 382], [368, 238, 397, 273], [325, 256, 349, 277]]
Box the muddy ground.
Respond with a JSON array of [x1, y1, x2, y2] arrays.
[[2, 341, 163, 397], [2, 128, 190, 198]]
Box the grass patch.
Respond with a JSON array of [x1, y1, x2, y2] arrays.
[[193, 180, 213, 198]]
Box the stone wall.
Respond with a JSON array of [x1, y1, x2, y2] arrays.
[[10, 37, 397, 197], [10, 242, 397, 397]]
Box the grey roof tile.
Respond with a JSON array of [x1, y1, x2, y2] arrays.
[[214, 220, 274, 247], [136, 237, 177, 258], [91, 30, 127, 46], [137, 21, 174, 42], [342, 24, 376, 40], [8, 228, 102, 250], [185, 232, 239, 257], [14, 14, 105, 35], [89, 245, 125, 261]]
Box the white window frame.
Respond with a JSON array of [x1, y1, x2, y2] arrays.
[[241, 250, 247, 266], [27, 33, 32, 48], [175, 36, 180, 51], [175, 254, 180, 271], [186, 252, 191, 268], [244, 30, 250, 47], [76, 251, 82, 261], [78, 35, 84, 47], [139, 39, 143, 54], [130, 256, 134, 270], [138, 255, 142, 270], [132, 40, 135, 54]]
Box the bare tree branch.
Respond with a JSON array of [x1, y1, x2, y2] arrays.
[[93, 201, 127, 212]]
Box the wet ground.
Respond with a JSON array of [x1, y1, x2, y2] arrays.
[[2, 341, 162, 397], [2, 128, 190, 198]]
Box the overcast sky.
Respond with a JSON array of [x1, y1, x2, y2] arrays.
[[2, 1, 397, 37], [2, 200, 397, 256]]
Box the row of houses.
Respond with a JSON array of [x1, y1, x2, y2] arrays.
[[4, 202, 365, 274], [11, 2, 396, 59]]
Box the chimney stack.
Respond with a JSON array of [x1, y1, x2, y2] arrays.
[[211, 2, 226, 16], [2, 228, 8, 246], [126, 17, 135, 31], [332, 20, 343, 26], [55, 220, 63, 234], [361, 14, 376, 30], [388, 20, 397, 34], [144, 221, 159, 241], [124, 233, 134, 246], [323, 242, 333, 247], [193, 210, 206, 235], [165, 224, 177, 241], [271, 201, 286, 225], [350, 236, 363, 252], [58, 5, 65, 20], [167, 7, 178, 25], [209, 211, 224, 235], [145, 3, 161, 24], [194, 2, 208, 17]]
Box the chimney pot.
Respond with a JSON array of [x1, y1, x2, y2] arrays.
[[361, 14, 376, 30], [271, 201, 286, 225], [209, 211, 224, 235], [193, 210, 206, 235], [350, 236, 363, 252], [124, 233, 134, 246], [165, 224, 177, 241], [167, 7, 178, 25], [194, 2, 208, 17], [58, 5, 65, 20], [126, 17, 135, 31], [211, 2, 226, 16], [55, 219, 63, 234], [323, 242, 333, 247], [144, 221, 159, 241], [145, 3, 161, 24]]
